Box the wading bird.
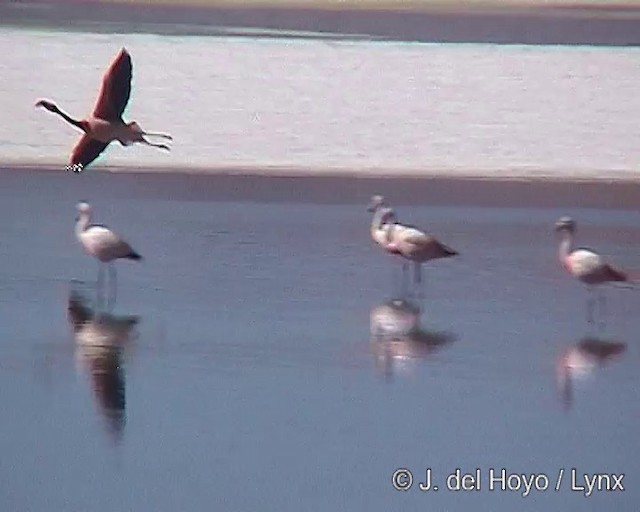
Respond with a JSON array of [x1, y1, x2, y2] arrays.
[[368, 195, 458, 295], [36, 48, 172, 170], [554, 216, 630, 324], [375, 196, 457, 283], [75, 201, 142, 309]]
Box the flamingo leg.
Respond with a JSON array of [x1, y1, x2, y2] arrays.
[[96, 263, 105, 310], [597, 289, 607, 331], [413, 262, 422, 285], [586, 287, 595, 325], [142, 131, 173, 140], [139, 137, 170, 151], [401, 262, 409, 298], [107, 264, 117, 311], [413, 262, 424, 301]]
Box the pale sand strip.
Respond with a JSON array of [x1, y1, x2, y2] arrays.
[[4, 159, 639, 183]]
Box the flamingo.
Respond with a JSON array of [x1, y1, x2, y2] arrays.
[[368, 195, 458, 295], [554, 216, 630, 325], [75, 201, 142, 309], [36, 48, 172, 170], [381, 202, 458, 293]]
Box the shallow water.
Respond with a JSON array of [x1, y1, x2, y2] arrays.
[[2, 27, 640, 177], [0, 169, 638, 510]]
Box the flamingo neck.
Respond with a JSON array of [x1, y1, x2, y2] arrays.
[[75, 213, 91, 238], [371, 207, 383, 230], [558, 232, 573, 262], [53, 106, 86, 132], [372, 207, 395, 230]]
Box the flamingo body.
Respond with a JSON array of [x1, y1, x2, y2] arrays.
[[76, 203, 141, 263], [390, 224, 458, 263], [79, 224, 140, 263], [563, 248, 626, 285]]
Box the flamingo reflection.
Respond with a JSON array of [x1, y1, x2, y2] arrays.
[[370, 297, 456, 381], [556, 337, 626, 411], [67, 284, 139, 442]]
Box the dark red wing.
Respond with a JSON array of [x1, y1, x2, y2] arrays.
[[92, 48, 133, 121], [70, 134, 110, 167]]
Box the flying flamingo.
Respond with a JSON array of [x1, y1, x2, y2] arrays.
[[75, 201, 142, 309], [554, 216, 630, 324], [36, 48, 172, 170]]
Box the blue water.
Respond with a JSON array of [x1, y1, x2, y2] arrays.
[[0, 169, 638, 510]]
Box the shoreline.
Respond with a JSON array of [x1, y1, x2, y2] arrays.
[[4, 163, 640, 209], [6, 161, 640, 183], [3, 0, 640, 45]]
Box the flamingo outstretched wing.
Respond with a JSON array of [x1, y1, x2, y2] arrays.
[[92, 48, 133, 121], [70, 134, 110, 167]]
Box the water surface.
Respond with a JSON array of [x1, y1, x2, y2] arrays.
[[0, 169, 638, 510]]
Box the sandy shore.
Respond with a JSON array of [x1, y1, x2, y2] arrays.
[[6, 160, 640, 181], [4, 164, 640, 209], [58, 0, 640, 13], [3, 0, 640, 44]]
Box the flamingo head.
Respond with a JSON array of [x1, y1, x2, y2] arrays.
[[76, 201, 92, 221], [367, 195, 385, 212], [35, 99, 59, 113], [554, 216, 576, 234]]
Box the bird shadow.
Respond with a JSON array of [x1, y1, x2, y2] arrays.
[[67, 282, 140, 444], [369, 296, 457, 382], [555, 336, 627, 412]]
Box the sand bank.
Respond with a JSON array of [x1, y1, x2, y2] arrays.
[[4, 162, 640, 209], [3, 0, 640, 44]]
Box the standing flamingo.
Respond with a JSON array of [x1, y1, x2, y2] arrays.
[[367, 195, 458, 295], [75, 201, 142, 309], [36, 48, 172, 170], [554, 216, 629, 324]]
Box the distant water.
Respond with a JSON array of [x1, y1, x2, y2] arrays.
[[2, 27, 640, 177]]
